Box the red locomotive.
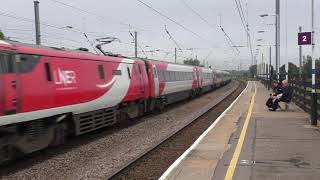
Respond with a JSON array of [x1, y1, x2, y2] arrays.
[[0, 40, 230, 163]]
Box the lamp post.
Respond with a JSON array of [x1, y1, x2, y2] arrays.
[[260, 11, 280, 81], [311, 0, 317, 126], [257, 29, 274, 89]]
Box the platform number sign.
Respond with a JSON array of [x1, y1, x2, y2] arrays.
[[298, 32, 312, 45]]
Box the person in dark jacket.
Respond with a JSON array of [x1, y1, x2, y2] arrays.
[[265, 82, 283, 109], [273, 82, 283, 95], [269, 80, 293, 111]]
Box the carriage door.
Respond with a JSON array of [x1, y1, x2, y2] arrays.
[[196, 69, 200, 88], [137, 65, 145, 94], [0, 53, 18, 115], [152, 65, 159, 97]]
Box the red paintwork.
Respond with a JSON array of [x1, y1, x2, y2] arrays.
[[192, 67, 198, 89], [144, 60, 167, 97], [0, 42, 150, 116], [2, 75, 17, 115], [18, 56, 119, 112], [122, 60, 149, 101], [0, 41, 217, 120]]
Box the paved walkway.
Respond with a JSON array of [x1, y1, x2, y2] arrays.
[[161, 81, 320, 180]]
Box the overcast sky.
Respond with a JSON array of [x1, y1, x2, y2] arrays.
[[0, 0, 319, 70]]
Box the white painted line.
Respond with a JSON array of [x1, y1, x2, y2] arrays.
[[159, 81, 251, 180]]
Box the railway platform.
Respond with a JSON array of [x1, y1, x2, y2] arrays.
[[160, 81, 320, 180]]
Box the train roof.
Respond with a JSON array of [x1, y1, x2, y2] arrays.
[[0, 40, 214, 70], [216, 70, 230, 74], [0, 40, 139, 63], [1, 40, 96, 54], [139, 58, 213, 70]]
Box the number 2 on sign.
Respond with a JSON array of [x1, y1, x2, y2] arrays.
[[302, 36, 307, 42]]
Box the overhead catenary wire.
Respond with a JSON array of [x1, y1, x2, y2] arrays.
[[48, 0, 146, 31], [244, 2, 254, 65], [0, 10, 127, 53], [234, 0, 248, 31], [234, 0, 254, 64], [180, 0, 239, 55], [3, 28, 84, 46], [0, 11, 139, 56], [0, 11, 107, 39], [204, 49, 213, 61], [7, 35, 79, 49], [234, 0, 248, 42], [234, 0, 249, 42], [1, 2, 240, 63], [180, 0, 219, 32], [164, 25, 183, 52], [83, 33, 100, 54], [219, 25, 240, 54], [135, 0, 209, 43], [6, 28, 83, 44]]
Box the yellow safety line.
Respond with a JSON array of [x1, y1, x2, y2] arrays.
[[224, 82, 257, 180]]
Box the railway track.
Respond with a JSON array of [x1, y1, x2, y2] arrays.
[[110, 80, 245, 179], [0, 80, 243, 180]]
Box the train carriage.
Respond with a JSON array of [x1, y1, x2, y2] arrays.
[[215, 70, 231, 86], [197, 66, 216, 93], [0, 40, 229, 164], [145, 59, 199, 105]]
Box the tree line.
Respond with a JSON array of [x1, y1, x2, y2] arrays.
[[249, 55, 320, 78], [0, 30, 4, 40]]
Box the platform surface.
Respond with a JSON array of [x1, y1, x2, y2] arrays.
[[161, 81, 320, 180]]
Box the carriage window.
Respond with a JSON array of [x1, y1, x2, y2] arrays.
[[174, 72, 178, 81], [0, 53, 14, 73], [159, 71, 164, 81], [44, 63, 52, 81], [178, 72, 182, 81], [18, 54, 40, 73], [188, 72, 192, 80], [164, 71, 170, 81], [98, 65, 105, 80], [169, 71, 175, 81]]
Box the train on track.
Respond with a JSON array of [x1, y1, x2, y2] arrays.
[[0, 40, 231, 164]]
